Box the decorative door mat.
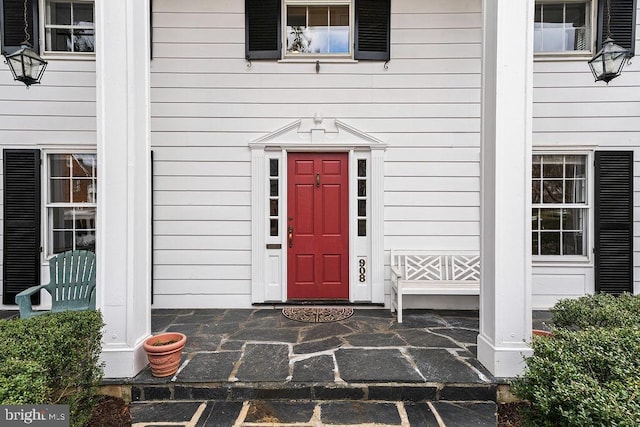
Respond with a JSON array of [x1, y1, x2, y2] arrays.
[[282, 307, 354, 323]]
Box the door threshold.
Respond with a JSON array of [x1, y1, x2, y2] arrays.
[[253, 301, 384, 307]]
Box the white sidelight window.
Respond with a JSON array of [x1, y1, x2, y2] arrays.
[[534, 1, 592, 53], [46, 153, 97, 256], [43, 0, 95, 52], [532, 154, 589, 257]]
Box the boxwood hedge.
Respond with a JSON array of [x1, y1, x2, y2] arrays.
[[0, 310, 104, 427]]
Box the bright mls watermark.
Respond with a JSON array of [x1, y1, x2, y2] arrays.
[[1, 405, 69, 426]]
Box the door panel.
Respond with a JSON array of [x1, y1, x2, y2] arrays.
[[287, 152, 349, 299]]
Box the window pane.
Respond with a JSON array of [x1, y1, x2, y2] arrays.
[[50, 154, 70, 177], [564, 156, 585, 177], [542, 156, 563, 177], [358, 200, 366, 217], [72, 154, 95, 177], [565, 3, 585, 27], [52, 231, 73, 253], [540, 208, 561, 230], [532, 208, 540, 231], [563, 208, 583, 230], [71, 178, 94, 203], [270, 219, 278, 236], [270, 199, 278, 216], [287, 6, 306, 26], [73, 2, 94, 25], [269, 159, 278, 177], [563, 231, 584, 255], [73, 29, 94, 52], [74, 207, 95, 229], [75, 230, 95, 251], [542, 4, 564, 23], [358, 179, 366, 197], [542, 180, 563, 203], [532, 232, 539, 255], [308, 6, 328, 26], [330, 6, 349, 26], [50, 179, 71, 203], [52, 2, 71, 25], [49, 28, 72, 51], [270, 180, 278, 197], [540, 232, 561, 255], [565, 179, 586, 203], [358, 159, 366, 177], [532, 155, 541, 178], [532, 179, 541, 203], [358, 219, 366, 236], [52, 207, 73, 229]]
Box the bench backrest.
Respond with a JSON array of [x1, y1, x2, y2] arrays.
[[47, 250, 96, 309], [391, 250, 480, 282]]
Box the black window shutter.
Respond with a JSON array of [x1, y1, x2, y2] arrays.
[[245, 0, 281, 60], [597, 0, 637, 56], [595, 151, 633, 295], [355, 0, 390, 61], [1, 0, 40, 54], [3, 149, 41, 305]]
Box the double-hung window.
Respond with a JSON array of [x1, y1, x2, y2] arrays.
[[46, 153, 97, 256], [534, 1, 592, 53], [532, 154, 589, 258], [43, 0, 95, 53], [285, 2, 351, 56]]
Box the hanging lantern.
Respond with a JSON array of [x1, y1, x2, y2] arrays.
[[2, 0, 48, 87], [588, 37, 631, 83], [4, 42, 48, 87]]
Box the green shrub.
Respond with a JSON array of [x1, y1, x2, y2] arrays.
[[0, 310, 104, 427], [512, 327, 640, 426], [551, 293, 640, 330], [0, 358, 49, 404]]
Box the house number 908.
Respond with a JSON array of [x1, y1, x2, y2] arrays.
[[358, 258, 366, 282]]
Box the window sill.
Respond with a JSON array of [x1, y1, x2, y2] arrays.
[[42, 52, 96, 61], [278, 58, 357, 64], [534, 52, 593, 62]]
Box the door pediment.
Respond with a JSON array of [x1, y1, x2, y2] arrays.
[[250, 115, 387, 148]]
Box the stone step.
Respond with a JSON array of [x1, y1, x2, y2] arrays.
[[116, 381, 497, 403], [130, 399, 498, 426]]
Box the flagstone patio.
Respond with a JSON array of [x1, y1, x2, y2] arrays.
[[123, 308, 524, 403]]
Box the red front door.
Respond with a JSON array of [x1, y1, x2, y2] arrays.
[[287, 152, 349, 300]]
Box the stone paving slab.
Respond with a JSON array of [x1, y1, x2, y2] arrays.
[[130, 400, 498, 426]]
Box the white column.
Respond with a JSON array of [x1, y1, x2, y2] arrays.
[[478, 0, 534, 378], [96, 0, 151, 378]]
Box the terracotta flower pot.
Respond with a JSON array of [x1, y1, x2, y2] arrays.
[[532, 329, 553, 337], [143, 332, 187, 377]]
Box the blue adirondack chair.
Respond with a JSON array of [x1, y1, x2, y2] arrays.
[[16, 250, 97, 319]]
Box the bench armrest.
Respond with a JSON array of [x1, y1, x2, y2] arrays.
[[16, 284, 50, 319], [390, 265, 402, 278]]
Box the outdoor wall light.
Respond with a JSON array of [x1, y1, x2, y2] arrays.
[[588, 37, 631, 83], [4, 42, 48, 87], [588, 0, 631, 84], [2, 0, 47, 87]]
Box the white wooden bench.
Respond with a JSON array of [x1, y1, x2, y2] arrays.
[[390, 250, 480, 323]]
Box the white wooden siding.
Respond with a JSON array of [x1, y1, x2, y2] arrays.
[[149, 0, 483, 307]]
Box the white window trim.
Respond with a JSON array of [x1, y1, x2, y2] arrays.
[[533, 0, 597, 59], [282, 0, 354, 60], [40, 0, 96, 58], [42, 149, 97, 260], [532, 150, 594, 265]]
